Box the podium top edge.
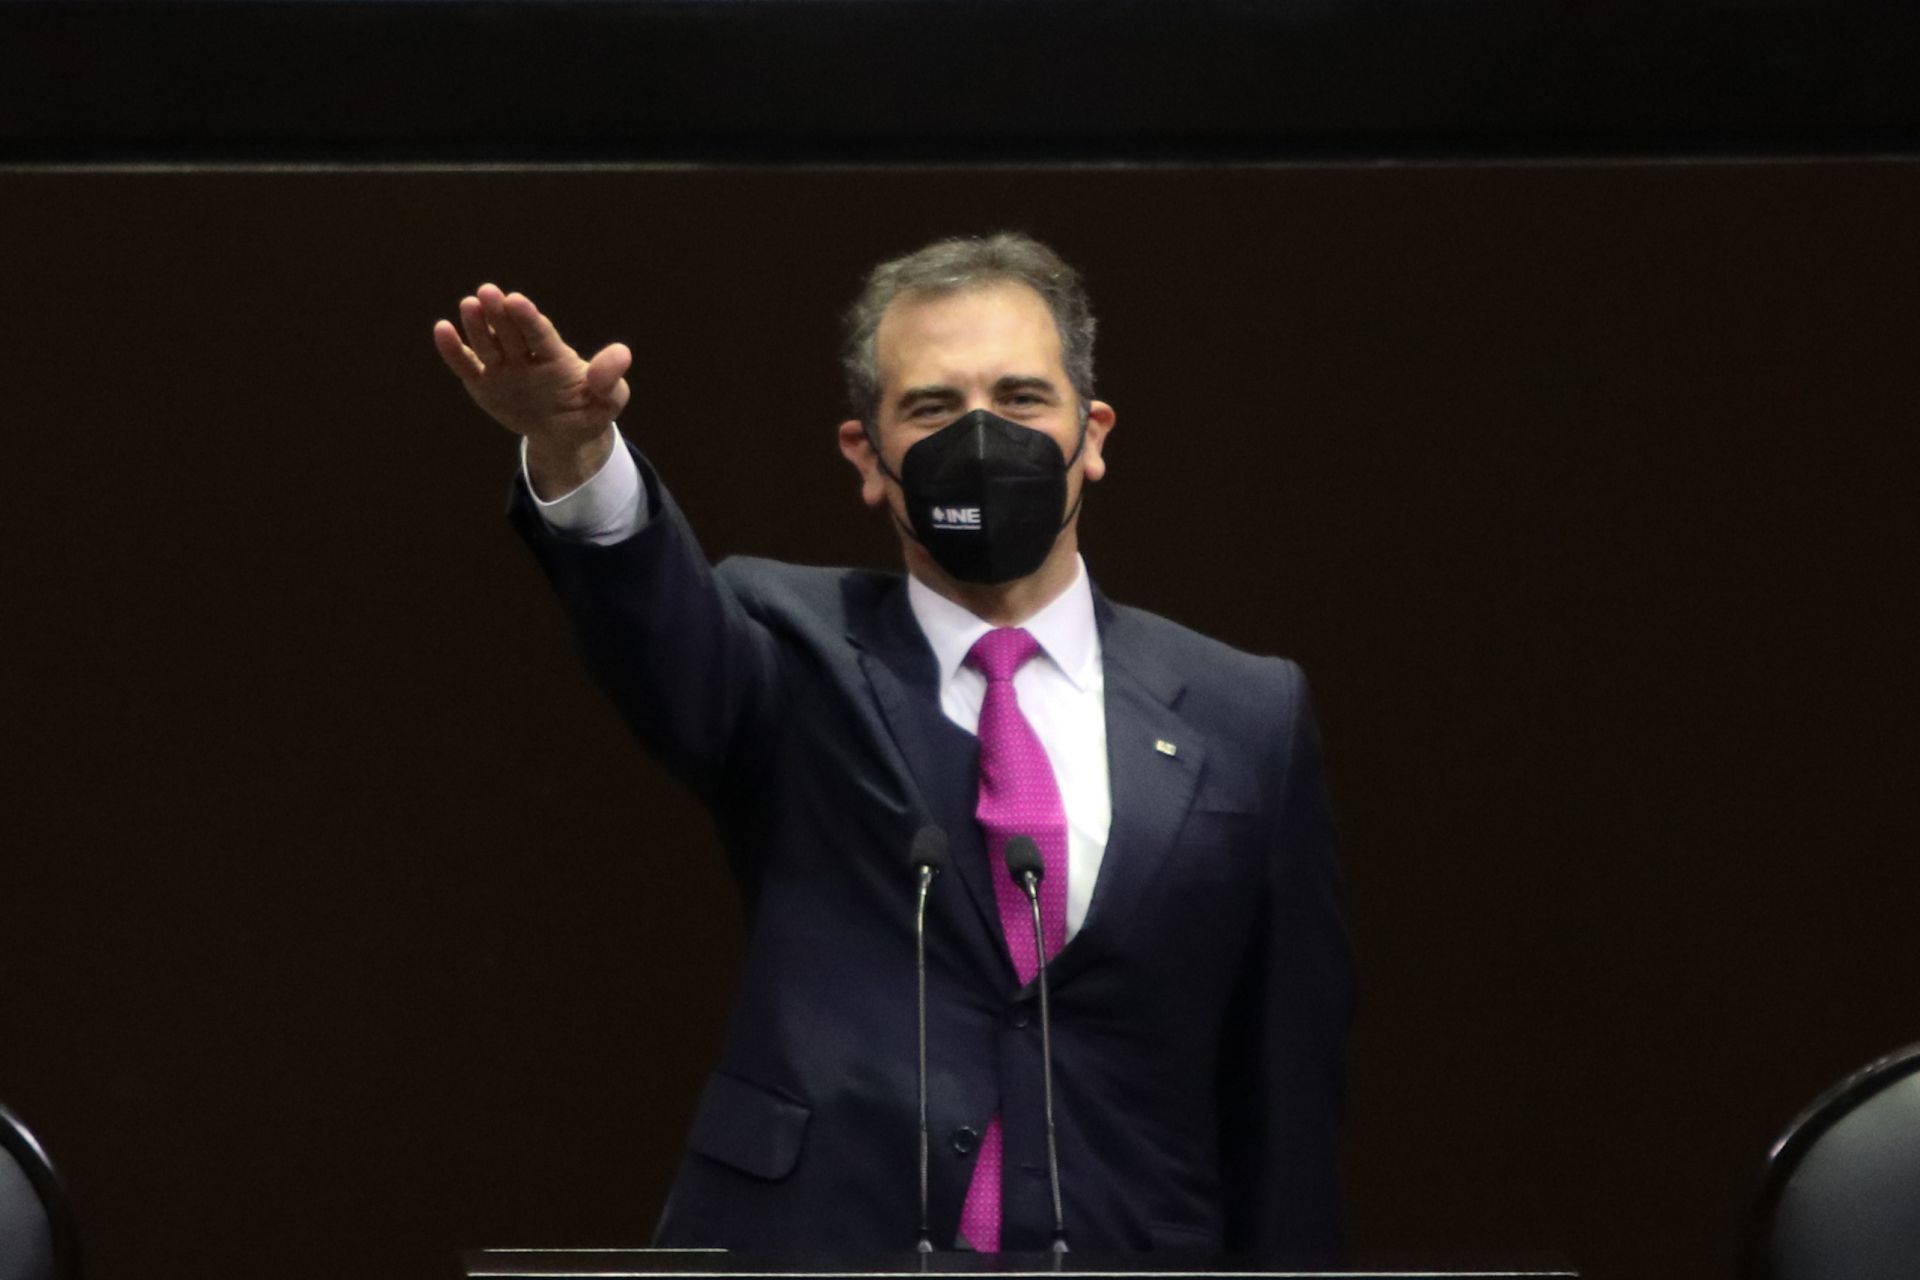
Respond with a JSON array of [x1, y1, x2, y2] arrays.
[[458, 1251, 1577, 1280]]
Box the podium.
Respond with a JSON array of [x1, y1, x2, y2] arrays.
[[459, 1248, 1577, 1279]]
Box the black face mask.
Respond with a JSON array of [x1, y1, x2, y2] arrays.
[[870, 409, 1087, 585]]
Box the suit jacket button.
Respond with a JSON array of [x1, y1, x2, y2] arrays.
[[951, 1127, 980, 1155], [1007, 1007, 1031, 1029]]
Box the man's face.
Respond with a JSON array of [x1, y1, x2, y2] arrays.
[[837, 281, 1114, 539]]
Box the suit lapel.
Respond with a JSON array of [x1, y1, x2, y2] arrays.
[[846, 578, 1011, 980], [845, 576, 1209, 992], [1050, 594, 1206, 990]]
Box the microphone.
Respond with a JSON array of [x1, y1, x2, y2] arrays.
[[908, 825, 949, 1253], [911, 825, 950, 882], [1001, 835, 1068, 1254]]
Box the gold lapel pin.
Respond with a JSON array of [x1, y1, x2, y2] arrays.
[[1154, 739, 1178, 757]]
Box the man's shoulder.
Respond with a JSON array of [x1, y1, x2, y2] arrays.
[[716, 555, 903, 630], [1102, 597, 1299, 678]]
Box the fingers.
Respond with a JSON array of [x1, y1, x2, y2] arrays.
[[478, 284, 521, 367], [459, 291, 505, 367], [432, 319, 485, 382], [473, 284, 579, 372], [441, 284, 627, 428], [502, 292, 571, 364]]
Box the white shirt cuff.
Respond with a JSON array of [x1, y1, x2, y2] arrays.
[[521, 431, 649, 545]]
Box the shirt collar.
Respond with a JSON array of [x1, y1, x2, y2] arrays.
[[906, 555, 1100, 693]]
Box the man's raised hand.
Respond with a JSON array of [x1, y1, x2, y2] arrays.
[[432, 284, 632, 497]]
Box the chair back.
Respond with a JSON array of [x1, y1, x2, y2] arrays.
[[0, 1104, 78, 1280], [1743, 1042, 1920, 1280]]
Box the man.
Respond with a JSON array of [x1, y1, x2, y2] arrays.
[[432, 234, 1352, 1256]]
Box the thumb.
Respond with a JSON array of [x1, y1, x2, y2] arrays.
[[584, 342, 633, 400], [604, 377, 633, 420]]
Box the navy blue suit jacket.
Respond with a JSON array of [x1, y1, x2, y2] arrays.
[[510, 444, 1353, 1256]]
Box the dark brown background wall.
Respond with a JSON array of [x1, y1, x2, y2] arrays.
[[3, 162, 1917, 1280]]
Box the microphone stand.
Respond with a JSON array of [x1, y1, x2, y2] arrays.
[[907, 825, 947, 1253], [1016, 869, 1069, 1254], [915, 862, 936, 1254]]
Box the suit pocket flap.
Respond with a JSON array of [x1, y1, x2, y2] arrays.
[[687, 1071, 811, 1180]]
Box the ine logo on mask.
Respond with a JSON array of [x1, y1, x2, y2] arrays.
[[929, 505, 983, 529], [873, 409, 1087, 585]]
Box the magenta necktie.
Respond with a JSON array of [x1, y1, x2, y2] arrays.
[[957, 627, 1068, 1251]]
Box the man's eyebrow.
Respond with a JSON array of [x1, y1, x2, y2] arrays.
[[993, 375, 1060, 397], [895, 385, 961, 410]]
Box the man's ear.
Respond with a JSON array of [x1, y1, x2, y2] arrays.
[[837, 418, 888, 508], [1080, 400, 1116, 484]]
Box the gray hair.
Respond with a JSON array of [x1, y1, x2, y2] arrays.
[[841, 232, 1097, 424]]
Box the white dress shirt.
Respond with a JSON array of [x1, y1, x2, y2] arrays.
[[527, 436, 1113, 938]]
